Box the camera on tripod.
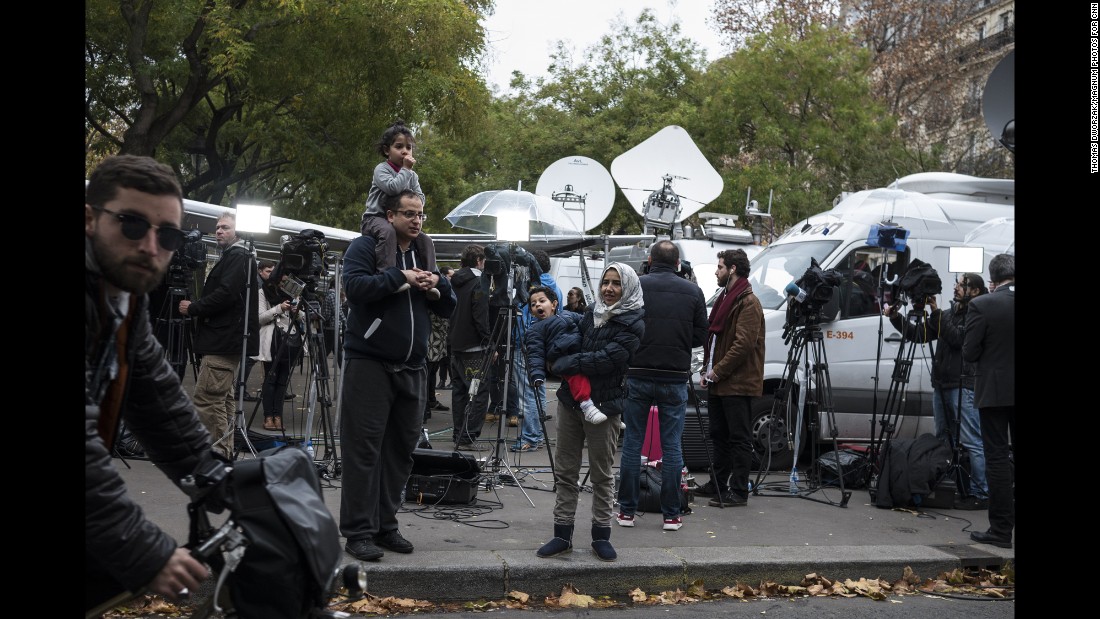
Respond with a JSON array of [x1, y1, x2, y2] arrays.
[[166, 229, 206, 287], [892, 258, 942, 309], [482, 242, 540, 308], [278, 229, 328, 302], [782, 257, 840, 340]]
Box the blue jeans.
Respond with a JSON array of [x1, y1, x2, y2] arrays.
[[618, 378, 688, 519], [932, 387, 988, 499], [513, 352, 546, 446]]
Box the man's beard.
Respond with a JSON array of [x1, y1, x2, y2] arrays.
[[717, 272, 730, 288], [92, 236, 166, 295]]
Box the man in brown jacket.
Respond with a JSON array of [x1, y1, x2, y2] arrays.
[[699, 249, 765, 506]]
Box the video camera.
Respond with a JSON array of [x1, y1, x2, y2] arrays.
[[893, 259, 941, 307], [783, 257, 840, 340], [483, 242, 542, 308], [166, 229, 206, 287], [278, 229, 328, 301]]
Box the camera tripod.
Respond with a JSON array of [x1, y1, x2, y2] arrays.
[[463, 302, 537, 507], [866, 304, 930, 496], [753, 312, 850, 507], [156, 282, 199, 381]]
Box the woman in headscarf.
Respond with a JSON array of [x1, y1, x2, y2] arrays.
[[536, 263, 645, 562]]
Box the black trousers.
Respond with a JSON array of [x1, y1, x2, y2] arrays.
[[978, 405, 1015, 538], [707, 394, 754, 500]]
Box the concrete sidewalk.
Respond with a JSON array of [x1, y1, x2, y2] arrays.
[[117, 369, 1014, 603]]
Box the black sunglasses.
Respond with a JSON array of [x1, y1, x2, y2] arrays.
[[94, 206, 187, 251]]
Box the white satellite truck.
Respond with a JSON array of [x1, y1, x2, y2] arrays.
[[743, 171, 1014, 469]]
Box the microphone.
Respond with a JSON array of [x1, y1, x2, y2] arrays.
[[784, 281, 807, 303]]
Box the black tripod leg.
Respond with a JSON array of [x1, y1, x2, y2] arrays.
[[687, 381, 721, 506]]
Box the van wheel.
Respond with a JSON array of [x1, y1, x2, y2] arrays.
[[751, 398, 795, 471]]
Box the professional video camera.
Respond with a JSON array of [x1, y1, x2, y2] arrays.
[[278, 229, 328, 301], [483, 242, 541, 308], [893, 258, 941, 307], [166, 229, 206, 287], [783, 257, 840, 340]]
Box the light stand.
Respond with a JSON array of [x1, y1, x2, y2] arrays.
[[223, 203, 270, 460], [752, 303, 850, 508]]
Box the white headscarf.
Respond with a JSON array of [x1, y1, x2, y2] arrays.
[[592, 262, 643, 328]]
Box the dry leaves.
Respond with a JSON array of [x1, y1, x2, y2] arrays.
[[104, 564, 1013, 617]]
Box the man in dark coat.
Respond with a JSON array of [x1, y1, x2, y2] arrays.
[[447, 244, 491, 446], [963, 253, 1015, 549], [179, 210, 260, 459], [85, 155, 222, 613], [616, 240, 708, 531], [339, 190, 456, 562]]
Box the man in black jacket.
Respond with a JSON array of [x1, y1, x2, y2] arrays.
[[884, 273, 989, 509], [616, 241, 708, 531], [963, 253, 1015, 549], [448, 244, 491, 446], [85, 155, 221, 612], [179, 210, 259, 459], [339, 190, 456, 562]]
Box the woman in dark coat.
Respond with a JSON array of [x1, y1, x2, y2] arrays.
[[535, 263, 644, 562]]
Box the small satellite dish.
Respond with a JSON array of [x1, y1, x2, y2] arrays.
[[610, 126, 724, 224], [535, 156, 615, 232], [982, 50, 1014, 153]]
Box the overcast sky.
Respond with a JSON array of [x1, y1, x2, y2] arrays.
[[480, 0, 726, 93]]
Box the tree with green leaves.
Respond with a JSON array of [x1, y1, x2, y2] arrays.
[[86, 0, 493, 230]]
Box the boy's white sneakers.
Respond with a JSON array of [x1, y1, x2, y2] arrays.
[[580, 400, 607, 424]]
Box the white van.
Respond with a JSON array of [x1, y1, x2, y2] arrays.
[[739, 172, 1014, 469]]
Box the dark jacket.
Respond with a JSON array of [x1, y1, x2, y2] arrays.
[[705, 284, 765, 397], [342, 234, 455, 364], [525, 309, 583, 383], [448, 266, 491, 352], [627, 263, 708, 382], [187, 240, 260, 357], [962, 285, 1015, 408], [85, 238, 216, 593], [888, 302, 977, 390], [552, 307, 645, 416]]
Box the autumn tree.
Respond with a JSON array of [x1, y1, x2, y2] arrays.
[[710, 0, 1013, 179], [690, 23, 906, 230]]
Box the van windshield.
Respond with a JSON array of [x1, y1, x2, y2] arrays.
[[747, 241, 842, 310]]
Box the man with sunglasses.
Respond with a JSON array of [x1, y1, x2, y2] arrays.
[[178, 211, 260, 459], [339, 189, 455, 562], [85, 155, 225, 612]]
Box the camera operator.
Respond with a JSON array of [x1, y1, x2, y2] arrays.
[[86, 155, 225, 612], [179, 210, 260, 459], [883, 273, 990, 510]]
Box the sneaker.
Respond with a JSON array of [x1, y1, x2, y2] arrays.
[[510, 442, 540, 453], [580, 400, 607, 424], [426, 287, 441, 301], [708, 494, 747, 507], [662, 517, 683, 531], [484, 413, 500, 423], [345, 539, 384, 561], [374, 529, 414, 554], [615, 512, 635, 527], [952, 496, 990, 511], [694, 480, 723, 498], [507, 416, 519, 427]]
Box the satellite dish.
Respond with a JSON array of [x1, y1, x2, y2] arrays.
[[535, 156, 615, 232], [610, 126, 723, 225], [982, 50, 1014, 153]]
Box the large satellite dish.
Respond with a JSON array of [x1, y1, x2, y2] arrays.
[[610, 126, 724, 229], [535, 156, 615, 232], [982, 50, 1014, 153]]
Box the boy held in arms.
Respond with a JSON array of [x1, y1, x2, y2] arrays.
[[524, 286, 606, 424]]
